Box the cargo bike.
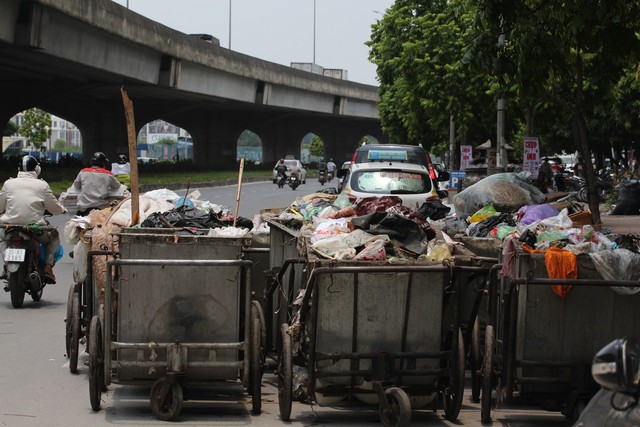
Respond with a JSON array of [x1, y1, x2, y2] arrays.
[[264, 221, 494, 426], [85, 228, 265, 421], [480, 247, 640, 423]]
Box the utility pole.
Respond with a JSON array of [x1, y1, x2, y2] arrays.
[[449, 114, 456, 172], [313, 0, 316, 64], [496, 21, 507, 171], [228, 0, 232, 49]]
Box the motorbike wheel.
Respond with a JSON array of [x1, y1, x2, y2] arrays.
[[9, 267, 26, 308]]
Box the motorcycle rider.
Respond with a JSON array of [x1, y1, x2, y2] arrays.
[[111, 154, 131, 188], [318, 159, 327, 183], [275, 158, 288, 185], [73, 152, 126, 216], [327, 158, 337, 181], [0, 155, 67, 284]]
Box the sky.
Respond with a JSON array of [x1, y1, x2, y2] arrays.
[[110, 0, 395, 86]]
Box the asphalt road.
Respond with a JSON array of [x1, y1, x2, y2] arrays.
[[0, 181, 569, 426]]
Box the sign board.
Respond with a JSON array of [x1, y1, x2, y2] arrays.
[[367, 149, 408, 161], [449, 170, 466, 191], [460, 145, 472, 170], [523, 137, 540, 179], [147, 133, 178, 144]]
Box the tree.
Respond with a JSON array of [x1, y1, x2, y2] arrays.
[[18, 108, 52, 149], [308, 135, 324, 157], [468, 0, 640, 224], [53, 139, 67, 151]]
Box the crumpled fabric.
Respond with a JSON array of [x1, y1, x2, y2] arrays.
[[523, 244, 577, 298], [353, 196, 406, 216], [501, 237, 518, 279], [590, 249, 640, 295], [350, 212, 431, 254], [417, 200, 451, 221]]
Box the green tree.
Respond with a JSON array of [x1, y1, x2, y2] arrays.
[[469, 0, 640, 223], [53, 139, 67, 151], [156, 137, 177, 145], [308, 135, 324, 157], [18, 108, 52, 149]]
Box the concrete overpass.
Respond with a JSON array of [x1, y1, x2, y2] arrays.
[[0, 0, 384, 166]]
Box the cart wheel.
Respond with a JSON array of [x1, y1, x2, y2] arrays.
[[65, 284, 76, 356], [69, 292, 81, 374], [278, 323, 293, 421], [88, 315, 104, 412], [471, 319, 482, 402], [250, 306, 263, 415], [379, 387, 411, 427], [251, 300, 267, 350], [150, 378, 183, 421], [443, 329, 465, 421], [481, 325, 495, 423]]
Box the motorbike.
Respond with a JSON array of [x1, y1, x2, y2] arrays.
[[327, 169, 335, 182], [288, 173, 300, 190], [318, 169, 327, 186], [3, 225, 56, 308], [276, 172, 287, 189], [555, 172, 613, 202]]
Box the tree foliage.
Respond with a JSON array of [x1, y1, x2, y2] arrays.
[[3, 120, 18, 136], [308, 135, 325, 157], [18, 108, 52, 149]]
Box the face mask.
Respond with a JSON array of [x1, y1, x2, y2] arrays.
[[34, 165, 41, 177]]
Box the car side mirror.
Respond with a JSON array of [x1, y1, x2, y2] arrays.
[[336, 169, 348, 179], [592, 338, 640, 394], [438, 171, 450, 182]]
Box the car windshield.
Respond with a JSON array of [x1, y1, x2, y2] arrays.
[[350, 169, 432, 194]]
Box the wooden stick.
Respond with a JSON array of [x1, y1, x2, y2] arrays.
[[233, 158, 245, 227], [120, 87, 140, 226]]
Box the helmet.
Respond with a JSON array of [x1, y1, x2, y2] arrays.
[[19, 155, 40, 174], [279, 158, 285, 164], [117, 154, 128, 164], [92, 152, 109, 167]]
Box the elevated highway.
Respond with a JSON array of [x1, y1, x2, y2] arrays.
[[0, 0, 384, 165]]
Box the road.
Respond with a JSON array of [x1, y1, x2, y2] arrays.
[[0, 181, 568, 426]]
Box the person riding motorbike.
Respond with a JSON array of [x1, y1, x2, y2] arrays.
[[72, 152, 126, 216], [0, 155, 67, 283], [275, 158, 288, 186], [327, 158, 337, 181], [111, 154, 131, 188]]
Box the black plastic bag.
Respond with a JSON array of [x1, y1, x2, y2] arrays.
[[417, 200, 451, 221]]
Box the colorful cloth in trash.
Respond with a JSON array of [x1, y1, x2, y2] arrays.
[[523, 244, 578, 298]]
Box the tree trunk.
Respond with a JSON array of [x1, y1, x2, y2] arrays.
[[574, 53, 601, 226]]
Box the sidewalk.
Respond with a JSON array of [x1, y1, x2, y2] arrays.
[[600, 214, 640, 235]]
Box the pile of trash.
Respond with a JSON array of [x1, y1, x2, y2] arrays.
[[256, 192, 457, 263]]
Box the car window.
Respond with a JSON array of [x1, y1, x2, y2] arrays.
[[351, 170, 432, 194]]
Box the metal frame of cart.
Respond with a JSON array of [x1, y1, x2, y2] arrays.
[[276, 262, 492, 426], [480, 251, 640, 423], [87, 254, 263, 421]]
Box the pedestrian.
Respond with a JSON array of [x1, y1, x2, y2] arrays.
[[0, 155, 67, 283]]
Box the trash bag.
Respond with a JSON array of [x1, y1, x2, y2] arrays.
[[611, 180, 640, 215], [417, 200, 451, 221], [468, 213, 516, 238], [469, 203, 497, 223], [140, 207, 227, 229], [350, 212, 429, 254], [518, 203, 560, 225]]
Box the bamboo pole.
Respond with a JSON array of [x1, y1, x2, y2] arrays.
[[233, 158, 245, 227], [120, 87, 140, 226]]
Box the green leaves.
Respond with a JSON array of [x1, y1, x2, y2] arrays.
[[18, 108, 52, 150]]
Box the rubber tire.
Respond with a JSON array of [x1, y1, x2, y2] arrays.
[[89, 316, 104, 412], [443, 329, 465, 421], [251, 301, 266, 350], [69, 292, 80, 374], [481, 325, 495, 423], [471, 319, 482, 403], [577, 186, 589, 203], [278, 323, 293, 421], [251, 314, 262, 414], [9, 268, 25, 308], [150, 378, 183, 421], [65, 284, 75, 357], [379, 387, 412, 427]]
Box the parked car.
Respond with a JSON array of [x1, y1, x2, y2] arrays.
[[340, 160, 441, 210], [573, 337, 640, 426], [350, 143, 449, 195], [272, 159, 307, 184]]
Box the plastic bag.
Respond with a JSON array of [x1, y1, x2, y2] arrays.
[[470, 203, 497, 223], [309, 218, 350, 243], [540, 208, 573, 229], [422, 240, 452, 262], [72, 240, 89, 284], [353, 238, 387, 261], [333, 193, 352, 209], [518, 204, 559, 225], [590, 249, 640, 295]]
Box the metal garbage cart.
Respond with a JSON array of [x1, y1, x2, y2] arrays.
[[481, 248, 640, 423], [86, 228, 263, 420], [274, 253, 492, 426]]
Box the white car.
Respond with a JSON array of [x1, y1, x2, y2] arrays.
[[341, 161, 441, 210], [272, 159, 307, 184]]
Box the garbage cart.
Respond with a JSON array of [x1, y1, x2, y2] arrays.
[[275, 255, 492, 426], [86, 228, 263, 421], [481, 249, 640, 423]]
